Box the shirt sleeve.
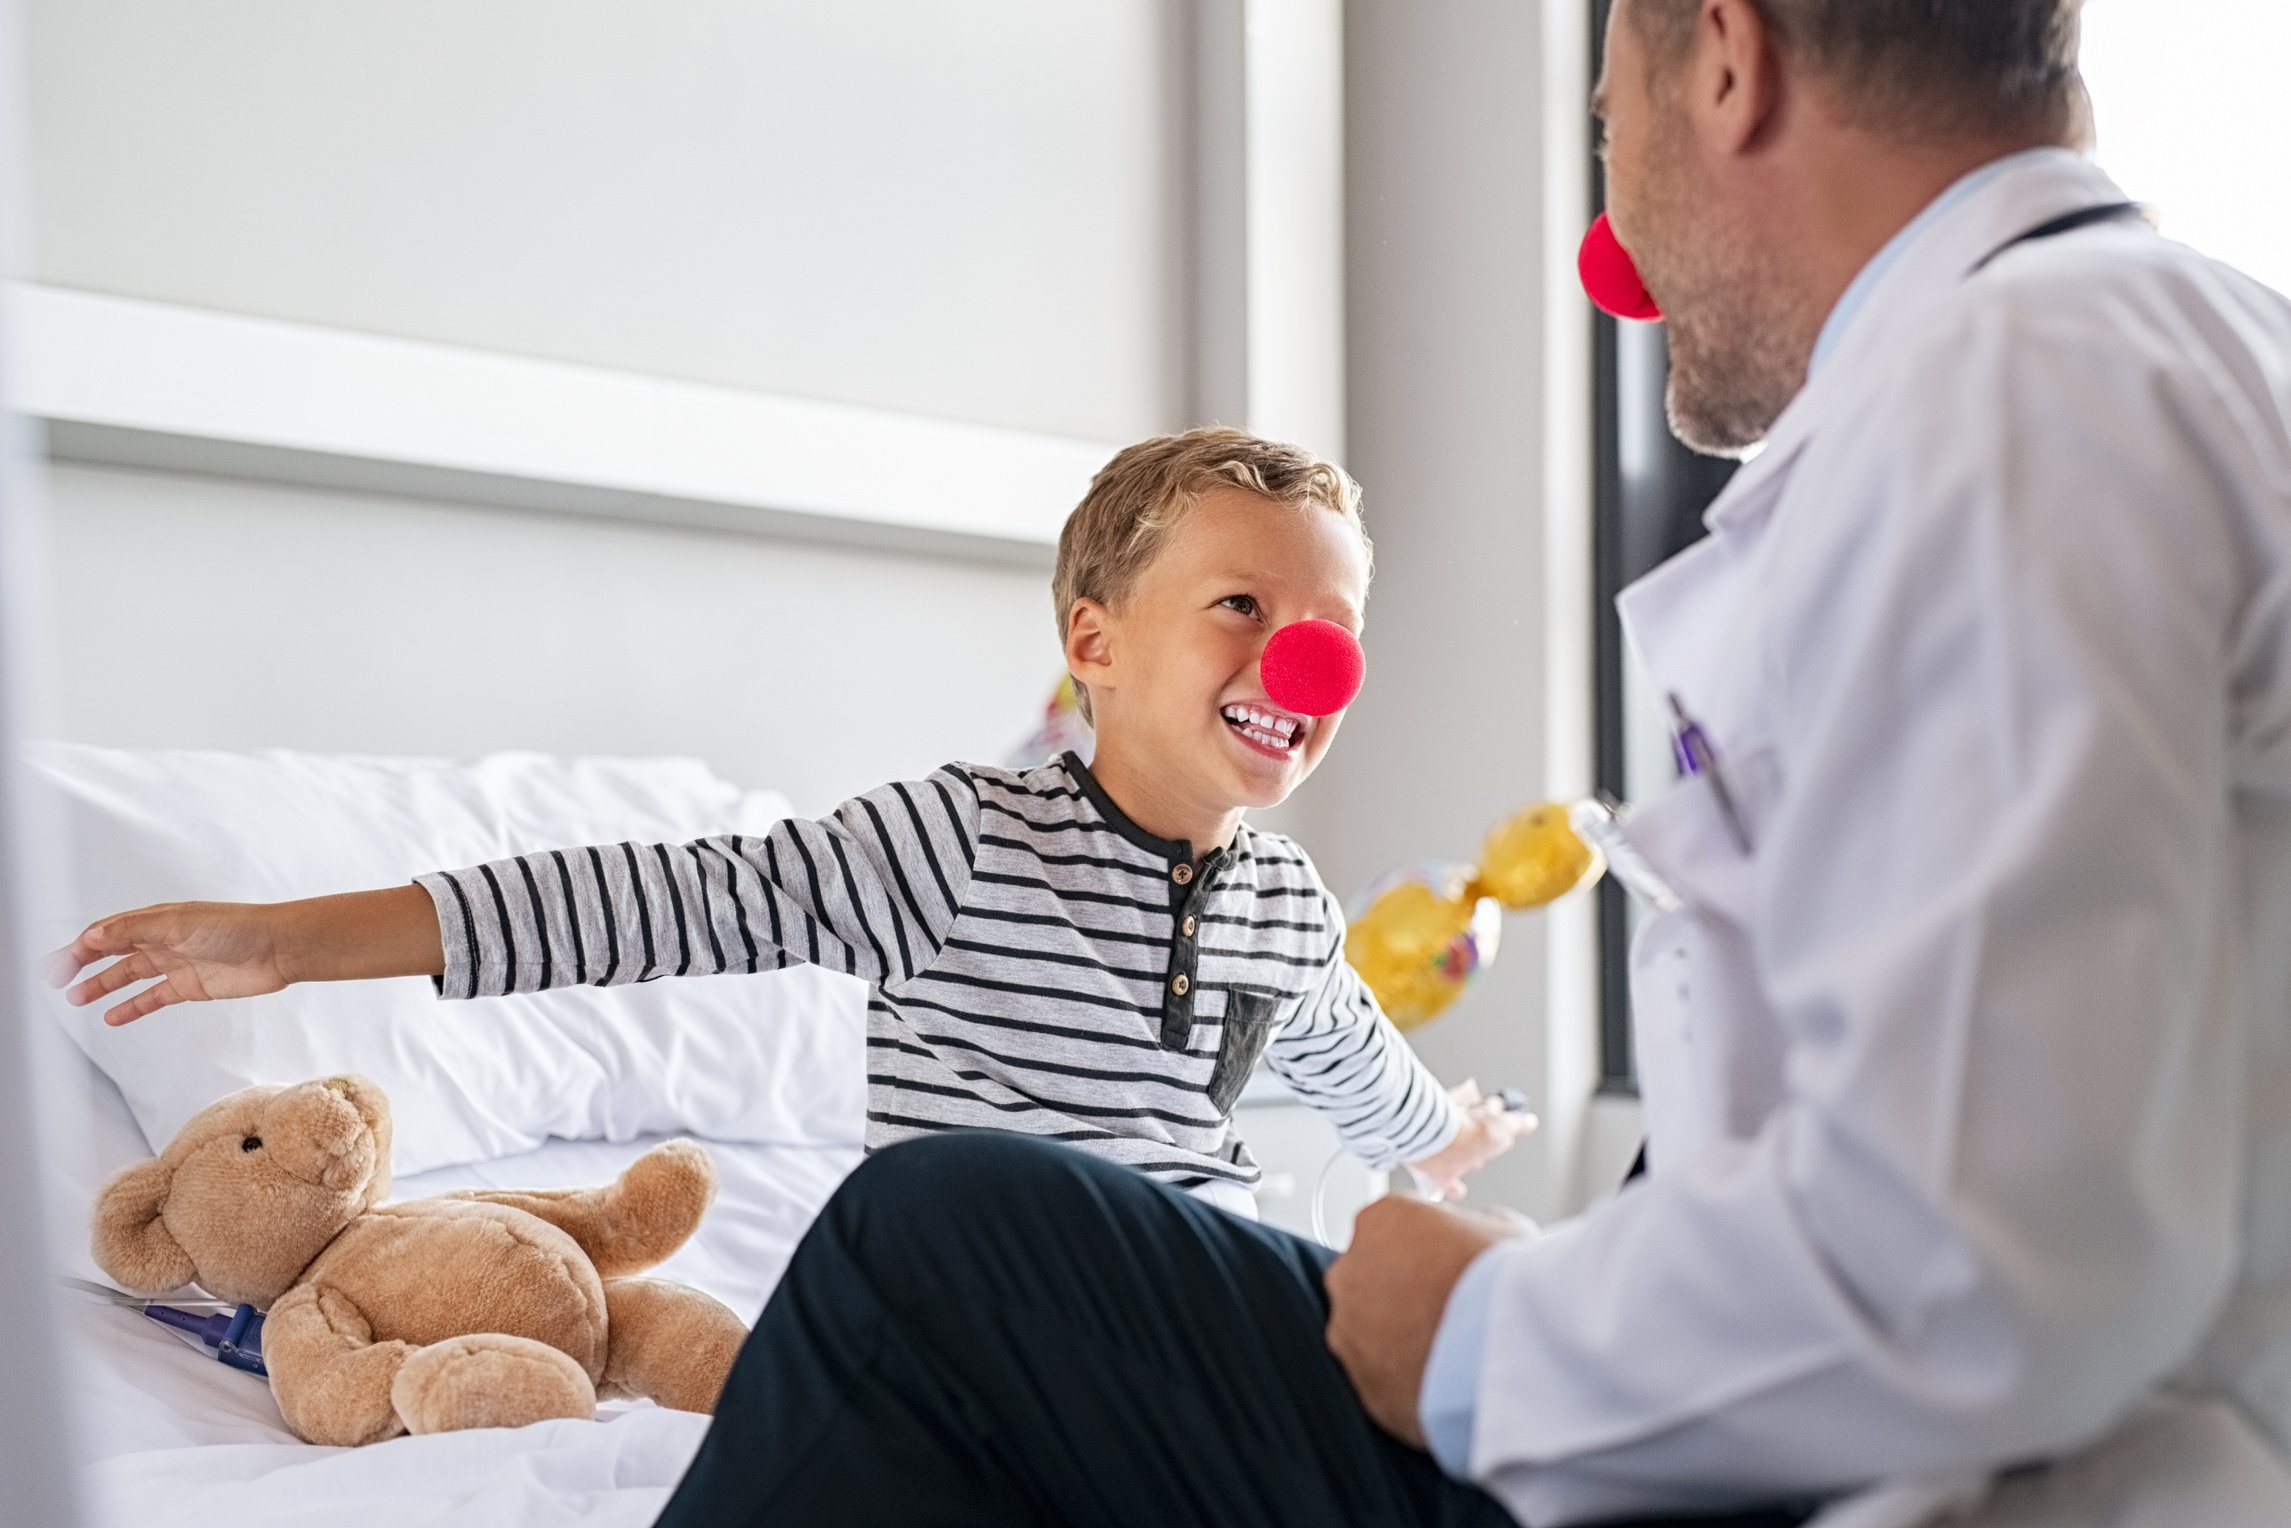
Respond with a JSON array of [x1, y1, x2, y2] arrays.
[[417, 767, 981, 999], [1462, 315, 2255, 1524], [1419, 1240, 1512, 1475], [1263, 889, 1462, 1171]]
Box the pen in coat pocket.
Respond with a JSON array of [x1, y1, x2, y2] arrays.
[[1668, 693, 1755, 855]]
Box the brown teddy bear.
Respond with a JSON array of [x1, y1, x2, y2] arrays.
[[91, 1074, 751, 1446]]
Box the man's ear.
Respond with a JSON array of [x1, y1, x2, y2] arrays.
[[1064, 599, 1117, 700], [1693, 0, 1783, 156], [91, 1156, 197, 1295]]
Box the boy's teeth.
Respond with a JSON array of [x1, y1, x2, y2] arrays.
[[1224, 704, 1301, 739], [1223, 703, 1297, 752]]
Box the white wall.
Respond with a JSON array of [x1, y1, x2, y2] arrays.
[[26, 0, 1190, 442], [2083, 2, 2291, 301], [24, 0, 1183, 806], [44, 462, 1058, 814], [1290, 1, 1560, 1216]]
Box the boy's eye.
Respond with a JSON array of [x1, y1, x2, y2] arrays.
[[1219, 594, 1261, 619]]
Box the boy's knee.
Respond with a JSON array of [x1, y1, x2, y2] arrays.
[[837, 1133, 1111, 1226], [818, 1135, 1149, 1288]]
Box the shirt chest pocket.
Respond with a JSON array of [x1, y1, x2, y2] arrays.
[[1207, 992, 1280, 1114]]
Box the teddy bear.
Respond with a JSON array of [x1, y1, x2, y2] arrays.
[[91, 1074, 751, 1447]]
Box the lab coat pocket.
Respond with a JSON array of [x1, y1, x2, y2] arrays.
[[1619, 740, 1783, 917], [1619, 742, 1789, 1159]]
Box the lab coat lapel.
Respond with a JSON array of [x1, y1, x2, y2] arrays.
[[1618, 151, 2141, 773], [1607, 149, 2152, 1178]]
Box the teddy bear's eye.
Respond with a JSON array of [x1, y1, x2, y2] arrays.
[[241, 1136, 262, 1152]]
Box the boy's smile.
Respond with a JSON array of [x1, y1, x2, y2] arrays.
[[1064, 484, 1370, 853], [1220, 700, 1304, 759]]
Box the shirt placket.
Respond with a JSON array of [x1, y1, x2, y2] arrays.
[[1159, 850, 1222, 1050]]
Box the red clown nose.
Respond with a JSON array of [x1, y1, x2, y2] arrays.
[[1259, 619, 1366, 719], [1579, 212, 1663, 322]]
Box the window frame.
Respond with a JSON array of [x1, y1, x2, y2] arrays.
[[1586, 0, 1738, 1092]]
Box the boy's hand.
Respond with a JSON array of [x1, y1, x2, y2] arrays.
[[46, 885, 444, 1026], [1406, 1079, 1538, 1201], [49, 903, 297, 1025]]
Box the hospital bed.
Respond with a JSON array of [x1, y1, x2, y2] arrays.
[[32, 743, 872, 1528]]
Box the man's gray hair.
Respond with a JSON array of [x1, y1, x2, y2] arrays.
[[1632, 0, 2088, 144]]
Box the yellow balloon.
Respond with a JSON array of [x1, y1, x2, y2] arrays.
[[1344, 865, 1502, 1031], [1471, 803, 1603, 910]]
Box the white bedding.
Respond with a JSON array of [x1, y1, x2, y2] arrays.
[[30, 744, 868, 1178], [52, 1051, 858, 1528]]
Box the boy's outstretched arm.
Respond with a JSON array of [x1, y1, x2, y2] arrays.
[[53, 768, 984, 1026], [50, 884, 444, 1026], [424, 769, 980, 1001]]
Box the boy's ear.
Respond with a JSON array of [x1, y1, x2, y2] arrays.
[[1063, 599, 1117, 695]]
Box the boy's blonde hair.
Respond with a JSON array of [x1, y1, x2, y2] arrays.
[[1053, 427, 1368, 722]]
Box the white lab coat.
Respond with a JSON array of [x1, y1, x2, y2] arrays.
[[1465, 151, 2291, 1526]]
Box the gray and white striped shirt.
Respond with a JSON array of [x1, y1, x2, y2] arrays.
[[417, 752, 1460, 1189]]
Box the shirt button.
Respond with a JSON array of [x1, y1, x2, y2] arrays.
[[1171, 974, 1190, 997], [1181, 916, 1197, 937], [1172, 864, 1194, 886]]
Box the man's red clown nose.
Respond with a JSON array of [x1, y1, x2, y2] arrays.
[[1259, 620, 1366, 719], [1579, 212, 1663, 322]]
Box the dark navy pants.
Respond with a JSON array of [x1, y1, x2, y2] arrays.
[[653, 1133, 1810, 1528]]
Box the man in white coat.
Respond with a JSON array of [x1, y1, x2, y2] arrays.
[[1331, 1, 2291, 1523], [651, 2, 2291, 1525]]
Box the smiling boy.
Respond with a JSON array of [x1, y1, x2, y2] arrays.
[[54, 429, 1522, 1210]]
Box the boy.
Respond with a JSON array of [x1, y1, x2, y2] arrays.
[[52, 429, 1523, 1210]]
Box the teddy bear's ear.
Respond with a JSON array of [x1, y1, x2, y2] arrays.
[[91, 1156, 197, 1296], [324, 1075, 393, 1205]]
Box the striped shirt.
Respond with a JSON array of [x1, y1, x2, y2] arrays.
[[417, 752, 1461, 1190]]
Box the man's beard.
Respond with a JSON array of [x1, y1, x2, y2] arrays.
[[1626, 116, 1823, 459], [1662, 267, 1814, 458]]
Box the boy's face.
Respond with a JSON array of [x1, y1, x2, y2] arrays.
[[1067, 486, 1369, 819]]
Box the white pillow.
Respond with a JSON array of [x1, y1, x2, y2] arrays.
[[27, 744, 866, 1175]]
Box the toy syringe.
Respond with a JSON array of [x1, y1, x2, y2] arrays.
[[58, 1276, 268, 1377]]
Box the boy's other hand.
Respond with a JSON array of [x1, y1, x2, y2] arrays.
[[1406, 1079, 1538, 1201], [46, 884, 444, 1026], [49, 902, 296, 1026]]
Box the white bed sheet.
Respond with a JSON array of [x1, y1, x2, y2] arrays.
[[50, 1051, 858, 1528]]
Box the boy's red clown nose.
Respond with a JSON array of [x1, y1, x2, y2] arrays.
[[1579, 212, 1663, 322], [1259, 620, 1365, 718]]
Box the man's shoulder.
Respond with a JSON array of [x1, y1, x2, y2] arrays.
[[1977, 222, 2291, 332], [1877, 231, 2290, 425], [1793, 230, 2291, 522]]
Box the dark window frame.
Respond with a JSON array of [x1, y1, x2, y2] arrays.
[[1586, 0, 1737, 1092]]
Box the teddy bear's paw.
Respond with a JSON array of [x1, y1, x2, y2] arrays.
[[589, 1141, 719, 1277], [390, 1333, 596, 1434], [602, 1276, 750, 1414]]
